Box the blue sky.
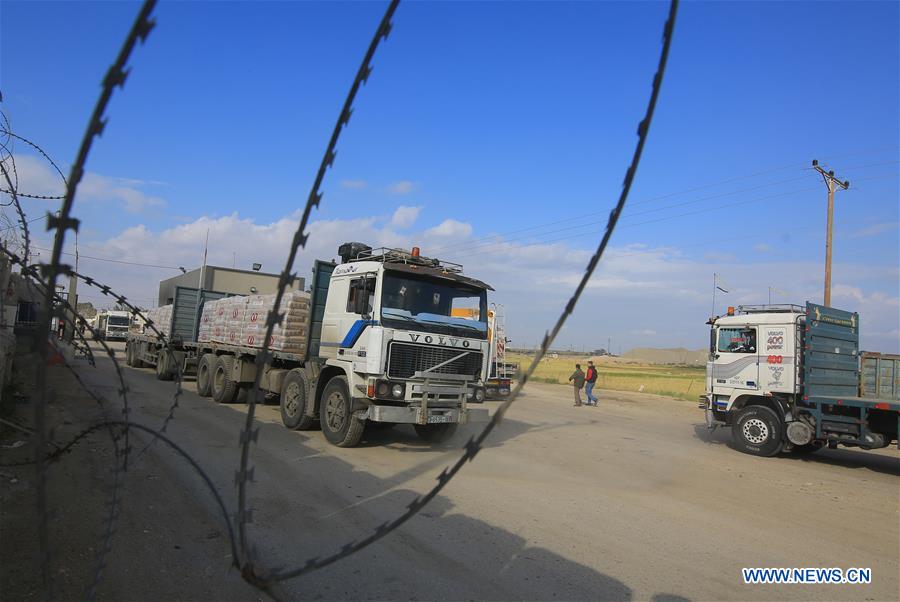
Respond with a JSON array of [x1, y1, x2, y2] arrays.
[[2, 1, 898, 352]]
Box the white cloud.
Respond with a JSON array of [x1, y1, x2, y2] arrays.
[[53, 209, 900, 355], [8, 153, 165, 213], [390, 205, 422, 229], [426, 219, 472, 238], [387, 180, 415, 195], [753, 243, 773, 253], [340, 179, 367, 190]]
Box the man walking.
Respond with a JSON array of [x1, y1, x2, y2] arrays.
[[585, 360, 599, 406], [568, 363, 586, 406]]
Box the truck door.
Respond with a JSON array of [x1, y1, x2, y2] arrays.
[[713, 326, 760, 391]]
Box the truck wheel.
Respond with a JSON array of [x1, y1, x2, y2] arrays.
[[320, 376, 364, 447], [130, 343, 146, 368], [156, 349, 175, 381], [414, 423, 458, 443], [212, 355, 238, 403], [732, 405, 784, 457], [280, 370, 317, 430], [196, 354, 215, 397]]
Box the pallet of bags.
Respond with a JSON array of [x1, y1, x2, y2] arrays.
[[215, 296, 248, 346], [241, 291, 310, 354], [145, 304, 172, 339], [210, 297, 229, 343], [272, 291, 310, 354], [197, 298, 219, 343]]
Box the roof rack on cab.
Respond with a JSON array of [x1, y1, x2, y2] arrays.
[[341, 242, 464, 274], [736, 304, 805, 314]]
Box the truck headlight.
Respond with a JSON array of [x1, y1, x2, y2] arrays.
[[377, 382, 390, 397], [474, 388, 485, 402], [391, 384, 404, 398]]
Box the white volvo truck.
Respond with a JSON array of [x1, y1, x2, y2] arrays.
[[700, 302, 899, 457], [127, 243, 491, 447]]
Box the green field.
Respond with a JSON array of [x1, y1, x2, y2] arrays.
[[506, 353, 706, 402]]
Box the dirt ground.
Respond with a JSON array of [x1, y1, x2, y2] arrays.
[[2, 343, 898, 601]]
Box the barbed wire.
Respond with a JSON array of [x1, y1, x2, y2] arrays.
[[0, 125, 69, 200], [237, 0, 678, 588], [1, 0, 683, 595], [235, 0, 400, 577], [31, 0, 157, 594]]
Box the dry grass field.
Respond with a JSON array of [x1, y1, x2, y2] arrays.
[[506, 353, 706, 401]]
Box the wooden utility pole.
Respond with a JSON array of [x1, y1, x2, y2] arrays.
[[812, 159, 849, 307]]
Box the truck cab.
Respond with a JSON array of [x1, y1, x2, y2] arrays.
[[308, 243, 491, 445], [701, 303, 899, 457], [704, 305, 803, 415], [98, 310, 131, 341]]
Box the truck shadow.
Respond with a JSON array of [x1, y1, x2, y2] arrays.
[[83, 356, 693, 601], [692, 423, 900, 476], [253, 468, 688, 602], [262, 485, 685, 602]]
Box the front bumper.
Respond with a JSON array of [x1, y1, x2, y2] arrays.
[[366, 405, 490, 425]]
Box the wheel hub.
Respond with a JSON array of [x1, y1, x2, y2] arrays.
[[742, 418, 769, 444], [285, 383, 300, 416], [325, 392, 346, 431]]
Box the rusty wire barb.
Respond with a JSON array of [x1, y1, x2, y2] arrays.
[[30, 0, 156, 594], [235, 0, 400, 575], [243, 0, 680, 587]]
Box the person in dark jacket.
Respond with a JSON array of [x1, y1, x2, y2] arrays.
[[568, 364, 586, 406], [584, 360, 599, 406]]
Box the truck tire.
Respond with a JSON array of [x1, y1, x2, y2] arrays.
[[133, 346, 147, 369], [156, 349, 175, 381], [196, 354, 215, 397], [732, 405, 784, 457], [320, 376, 364, 447], [280, 370, 317, 430], [414, 423, 458, 443], [212, 355, 239, 403]]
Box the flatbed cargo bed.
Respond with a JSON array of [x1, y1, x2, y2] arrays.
[[184, 341, 306, 363]]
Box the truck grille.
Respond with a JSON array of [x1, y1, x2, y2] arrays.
[[388, 342, 482, 380]]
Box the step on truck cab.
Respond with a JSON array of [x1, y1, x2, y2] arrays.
[[700, 302, 899, 456]]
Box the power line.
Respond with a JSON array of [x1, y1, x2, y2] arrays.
[[446, 172, 898, 262], [30, 245, 181, 270], [425, 152, 898, 256]]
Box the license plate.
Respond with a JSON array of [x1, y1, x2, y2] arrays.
[[428, 414, 453, 424]]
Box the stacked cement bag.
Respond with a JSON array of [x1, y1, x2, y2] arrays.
[[197, 299, 216, 342], [201, 291, 309, 354], [145, 304, 173, 338], [271, 291, 311, 354]]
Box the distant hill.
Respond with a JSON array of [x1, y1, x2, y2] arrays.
[[622, 347, 707, 365]]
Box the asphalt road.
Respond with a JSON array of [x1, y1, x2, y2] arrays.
[[75, 342, 899, 601]]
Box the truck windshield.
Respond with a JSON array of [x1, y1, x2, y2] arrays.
[[108, 316, 130, 327], [380, 273, 488, 339]]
